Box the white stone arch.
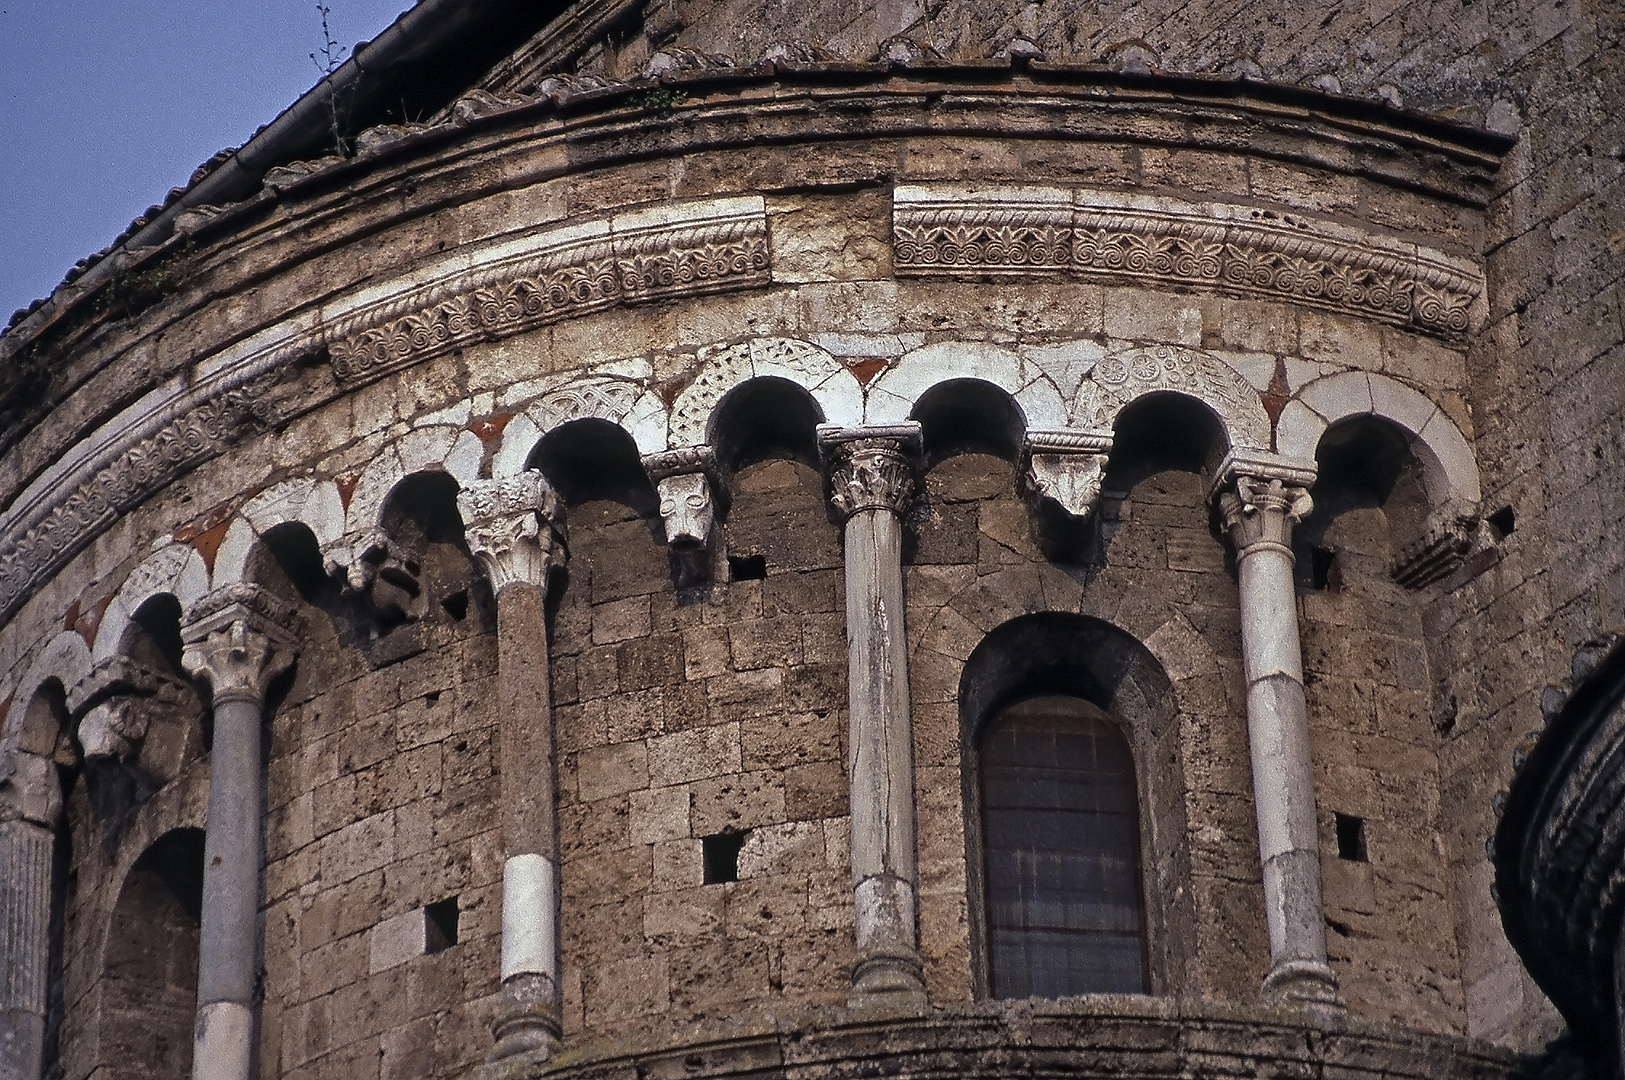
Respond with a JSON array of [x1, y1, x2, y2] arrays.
[[93, 544, 211, 663], [494, 374, 667, 477], [5, 631, 92, 754], [865, 341, 1067, 429], [211, 477, 348, 589], [1277, 370, 1481, 511], [344, 425, 484, 535], [669, 337, 864, 448], [1072, 345, 1270, 450]]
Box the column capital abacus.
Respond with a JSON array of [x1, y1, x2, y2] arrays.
[[457, 471, 566, 597], [819, 424, 921, 522], [1211, 452, 1317, 557], [181, 584, 304, 708], [1022, 429, 1114, 521]]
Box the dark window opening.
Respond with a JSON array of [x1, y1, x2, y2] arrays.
[[440, 589, 469, 620], [425, 896, 460, 953], [980, 696, 1147, 997], [1335, 813, 1368, 862], [1488, 506, 1516, 539], [728, 554, 767, 582], [1309, 546, 1339, 591], [702, 831, 747, 884]]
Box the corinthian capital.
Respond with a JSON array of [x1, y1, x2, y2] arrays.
[[457, 472, 566, 596], [1211, 452, 1317, 556], [820, 425, 921, 522], [181, 585, 304, 707]]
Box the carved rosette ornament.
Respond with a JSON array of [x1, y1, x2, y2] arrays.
[[643, 447, 719, 552], [1022, 430, 1114, 521], [181, 585, 304, 708], [457, 472, 566, 596], [822, 427, 921, 522]]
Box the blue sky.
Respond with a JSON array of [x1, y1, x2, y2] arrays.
[[0, 0, 411, 324]]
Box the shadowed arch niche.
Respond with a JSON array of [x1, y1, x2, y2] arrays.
[[959, 613, 1195, 998]]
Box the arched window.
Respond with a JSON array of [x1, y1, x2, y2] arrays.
[[979, 695, 1147, 996]]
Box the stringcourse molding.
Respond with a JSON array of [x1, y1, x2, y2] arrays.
[[892, 185, 1484, 338], [326, 195, 772, 385]]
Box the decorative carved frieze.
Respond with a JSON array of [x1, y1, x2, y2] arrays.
[[328, 197, 771, 386], [456, 472, 566, 596], [181, 585, 304, 707], [1074, 344, 1270, 450], [1022, 430, 1113, 521], [821, 426, 921, 521], [893, 186, 1483, 338], [0, 373, 279, 626]]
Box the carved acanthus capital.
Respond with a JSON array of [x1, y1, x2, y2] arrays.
[[457, 472, 566, 596], [644, 447, 719, 553], [1210, 452, 1317, 556], [181, 585, 304, 708], [820, 425, 921, 522], [1022, 430, 1113, 521]]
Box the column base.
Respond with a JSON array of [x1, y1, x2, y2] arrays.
[[1262, 958, 1345, 1022], [488, 973, 561, 1062], [851, 947, 927, 1008]]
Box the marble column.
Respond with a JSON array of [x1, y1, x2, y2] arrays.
[[457, 471, 568, 1060], [1213, 453, 1342, 1013], [181, 584, 302, 1080], [821, 424, 926, 1004], [0, 750, 62, 1080]]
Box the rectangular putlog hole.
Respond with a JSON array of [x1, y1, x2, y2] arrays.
[[425, 896, 460, 953], [1335, 814, 1367, 862], [702, 831, 747, 884]]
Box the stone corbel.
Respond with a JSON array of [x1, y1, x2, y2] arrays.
[[456, 472, 566, 596], [68, 657, 192, 764], [1390, 505, 1480, 589], [322, 528, 424, 625], [643, 447, 720, 582], [1021, 430, 1114, 522]]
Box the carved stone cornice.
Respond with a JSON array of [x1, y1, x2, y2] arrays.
[[1212, 453, 1318, 557], [327, 197, 770, 386], [457, 472, 566, 596], [820, 426, 921, 522], [894, 186, 1484, 338], [1022, 430, 1113, 521], [181, 584, 304, 708]]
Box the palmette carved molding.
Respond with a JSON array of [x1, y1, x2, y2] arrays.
[[893, 185, 1484, 337], [328, 197, 771, 385]]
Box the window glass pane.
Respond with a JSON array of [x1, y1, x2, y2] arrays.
[[981, 695, 1147, 996]]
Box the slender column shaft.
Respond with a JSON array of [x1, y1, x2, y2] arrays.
[[1217, 468, 1341, 1012], [0, 817, 53, 1079], [458, 472, 565, 1060], [193, 696, 265, 1080], [825, 430, 925, 1003], [182, 585, 300, 1080]]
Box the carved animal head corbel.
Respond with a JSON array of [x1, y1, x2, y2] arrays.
[[644, 447, 721, 586]]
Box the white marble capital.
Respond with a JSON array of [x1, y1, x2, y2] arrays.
[[181, 585, 302, 707], [457, 471, 566, 596]]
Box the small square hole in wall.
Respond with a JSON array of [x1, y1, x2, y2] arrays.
[[728, 554, 767, 582], [1310, 546, 1340, 592], [1488, 506, 1516, 539], [424, 896, 459, 953], [1335, 814, 1367, 862], [702, 831, 747, 884]]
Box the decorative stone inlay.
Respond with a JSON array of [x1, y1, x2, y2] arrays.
[[668, 338, 850, 448], [328, 197, 771, 386], [457, 472, 566, 596], [1075, 344, 1270, 449], [821, 426, 921, 521], [893, 185, 1483, 338], [644, 447, 718, 552], [1022, 430, 1113, 521], [181, 585, 304, 707]]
